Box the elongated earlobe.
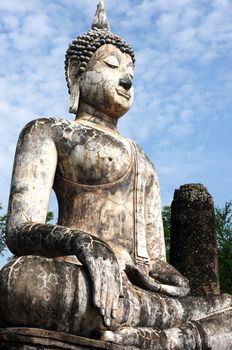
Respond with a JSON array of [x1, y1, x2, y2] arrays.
[[67, 57, 80, 114], [69, 82, 80, 114]]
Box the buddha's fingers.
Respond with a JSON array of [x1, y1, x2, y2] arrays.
[[149, 271, 189, 289], [104, 268, 115, 326], [111, 297, 119, 319], [150, 258, 189, 289], [159, 284, 190, 297], [125, 263, 160, 292], [86, 258, 101, 308], [90, 256, 104, 309], [99, 265, 108, 317], [125, 263, 190, 297], [90, 258, 119, 326], [149, 270, 190, 296], [75, 232, 121, 322]]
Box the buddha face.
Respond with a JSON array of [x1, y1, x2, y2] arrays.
[[78, 44, 134, 119]]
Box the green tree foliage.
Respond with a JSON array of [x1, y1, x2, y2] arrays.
[[46, 211, 54, 223], [215, 201, 232, 294], [162, 206, 171, 261]]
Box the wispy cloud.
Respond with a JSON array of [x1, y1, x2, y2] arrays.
[[0, 0, 232, 220]]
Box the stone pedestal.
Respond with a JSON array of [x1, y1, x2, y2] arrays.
[[0, 328, 137, 350], [169, 183, 220, 295]]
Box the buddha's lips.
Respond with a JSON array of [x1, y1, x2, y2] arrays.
[[116, 88, 131, 100]]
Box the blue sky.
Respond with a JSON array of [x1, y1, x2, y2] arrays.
[[0, 0, 232, 265]]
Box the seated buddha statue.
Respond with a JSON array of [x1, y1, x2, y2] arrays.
[[0, 1, 231, 349]]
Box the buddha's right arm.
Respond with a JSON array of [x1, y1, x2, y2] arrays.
[[6, 118, 121, 326]]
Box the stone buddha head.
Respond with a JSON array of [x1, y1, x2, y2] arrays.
[[65, 0, 135, 119]]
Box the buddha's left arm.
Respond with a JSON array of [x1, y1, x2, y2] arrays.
[[145, 167, 166, 263], [125, 162, 190, 296], [144, 166, 190, 297]]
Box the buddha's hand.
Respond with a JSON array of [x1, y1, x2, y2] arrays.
[[149, 258, 190, 297], [125, 259, 190, 297], [75, 232, 122, 327]]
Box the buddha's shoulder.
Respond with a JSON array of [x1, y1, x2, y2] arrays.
[[127, 138, 157, 175], [22, 117, 71, 130], [20, 117, 87, 137]]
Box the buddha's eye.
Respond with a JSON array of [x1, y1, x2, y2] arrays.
[[103, 55, 119, 69], [105, 62, 118, 69]]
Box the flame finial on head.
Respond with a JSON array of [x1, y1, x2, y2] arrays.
[[92, 0, 110, 31]]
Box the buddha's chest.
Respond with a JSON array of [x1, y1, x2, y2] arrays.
[[56, 124, 132, 185]]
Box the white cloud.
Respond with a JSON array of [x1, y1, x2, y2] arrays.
[[0, 0, 231, 216]]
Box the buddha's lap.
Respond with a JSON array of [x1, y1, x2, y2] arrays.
[[0, 255, 231, 334], [0, 256, 99, 334]]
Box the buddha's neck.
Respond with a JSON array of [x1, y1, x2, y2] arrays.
[[75, 102, 119, 133]]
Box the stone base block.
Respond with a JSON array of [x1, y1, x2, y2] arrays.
[[0, 328, 138, 350]]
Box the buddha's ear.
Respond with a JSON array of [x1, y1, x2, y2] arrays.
[[67, 58, 80, 87], [69, 83, 80, 114], [67, 58, 80, 114]]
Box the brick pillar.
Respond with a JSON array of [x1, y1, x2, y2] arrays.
[[169, 183, 220, 295]]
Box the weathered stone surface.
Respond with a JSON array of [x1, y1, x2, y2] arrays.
[[0, 328, 136, 350], [169, 183, 220, 295], [194, 308, 232, 349], [0, 1, 231, 349]]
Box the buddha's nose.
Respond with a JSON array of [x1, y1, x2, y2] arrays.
[[119, 75, 133, 90]]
